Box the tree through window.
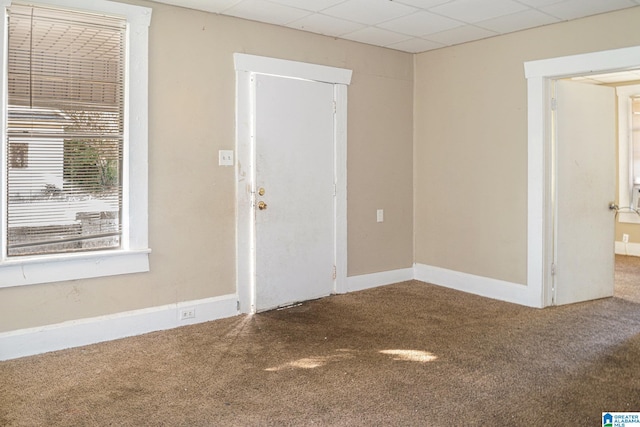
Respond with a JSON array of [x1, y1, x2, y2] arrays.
[[6, 4, 125, 256]]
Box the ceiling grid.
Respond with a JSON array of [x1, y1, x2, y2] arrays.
[[151, 0, 640, 53]]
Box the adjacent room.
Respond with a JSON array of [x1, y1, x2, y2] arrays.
[[1, 0, 640, 424]]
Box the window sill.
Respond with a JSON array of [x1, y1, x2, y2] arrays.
[[618, 212, 640, 225], [0, 249, 150, 288]]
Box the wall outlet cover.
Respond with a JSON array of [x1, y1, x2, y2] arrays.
[[219, 150, 234, 166]]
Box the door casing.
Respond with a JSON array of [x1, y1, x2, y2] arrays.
[[525, 45, 640, 307], [234, 54, 352, 314]]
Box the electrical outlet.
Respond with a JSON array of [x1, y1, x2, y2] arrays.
[[623, 233, 630, 243], [180, 308, 196, 320]]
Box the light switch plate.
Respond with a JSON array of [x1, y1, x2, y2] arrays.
[[377, 209, 384, 223], [219, 150, 233, 166]]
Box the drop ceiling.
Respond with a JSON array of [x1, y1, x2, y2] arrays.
[[571, 70, 640, 84], [149, 0, 640, 53]]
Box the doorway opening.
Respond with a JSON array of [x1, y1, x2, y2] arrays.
[[525, 45, 640, 307], [558, 71, 640, 304], [234, 53, 352, 314], [556, 73, 640, 303], [612, 80, 640, 303]]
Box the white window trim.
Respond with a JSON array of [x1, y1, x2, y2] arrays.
[[617, 84, 640, 224], [0, 0, 152, 289]]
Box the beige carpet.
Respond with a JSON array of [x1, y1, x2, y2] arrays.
[[1, 257, 639, 426]]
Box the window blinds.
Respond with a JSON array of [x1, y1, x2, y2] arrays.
[[633, 98, 640, 186], [6, 4, 126, 256]]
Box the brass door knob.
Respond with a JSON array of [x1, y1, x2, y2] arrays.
[[258, 201, 267, 210]]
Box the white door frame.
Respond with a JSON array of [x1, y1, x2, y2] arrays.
[[234, 53, 352, 314], [525, 45, 640, 308]]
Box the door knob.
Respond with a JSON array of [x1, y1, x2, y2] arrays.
[[609, 202, 619, 211], [258, 201, 267, 210]]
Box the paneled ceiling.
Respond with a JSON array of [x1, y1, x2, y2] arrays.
[[571, 70, 640, 84], [149, 0, 640, 53]]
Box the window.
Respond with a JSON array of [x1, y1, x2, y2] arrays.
[[7, 4, 125, 256], [617, 85, 640, 223], [0, 0, 151, 287], [630, 97, 640, 212]]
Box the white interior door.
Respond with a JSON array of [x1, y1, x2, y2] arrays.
[[554, 80, 616, 305], [253, 74, 335, 312]]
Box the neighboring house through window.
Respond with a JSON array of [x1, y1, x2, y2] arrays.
[[0, 0, 151, 287]]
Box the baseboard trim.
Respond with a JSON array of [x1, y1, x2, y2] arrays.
[[346, 267, 414, 293], [414, 263, 536, 307], [615, 241, 640, 257], [1, 263, 542, 361], [0, 294, 238, 361]]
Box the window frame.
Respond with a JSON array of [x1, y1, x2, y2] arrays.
[[0, 0, 151, 288]]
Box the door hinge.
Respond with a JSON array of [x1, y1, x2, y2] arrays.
[[237, 300, 240, 311], [551, 98, 557, 111], [334, 183, 337, 197], [551, 263, 556, 276], [332, 265, 337, 280], [332, 101, 336, 114]]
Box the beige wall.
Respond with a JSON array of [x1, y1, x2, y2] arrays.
[[616, 222, 640, 244], [414, 6, 640, 285], [5, 1, 640, 335], [0, 1, 414, 332]]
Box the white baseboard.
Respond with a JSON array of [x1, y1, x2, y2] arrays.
[[0, 294, 238, 361], [1, 263, 543, 361], [413, 263, 536, 307], [346, 267, 414, 293], [615, 241, 640, 257]]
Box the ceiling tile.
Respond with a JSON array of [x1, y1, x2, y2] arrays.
[[287, 13, 366, 36], [540, 0, 637, 20], [570, 76, 603, 84], [514, 0, 566, 7], [266, 0, 346, 12], [430, 0, 528, 23], [392, 0, 452, 8], [223, 0, 311, 25], [424, 25, 498, 45], [571, 70, 640, 84], [322, 0, 417, 25], [340, 26, 412, 46], [386, 37, 446, 53], [591, 71, 640, 83], [151, 0, 640, 54], [476, 9, 560, 34], [152, 0, 243, 13], [378, 11, 462, 37]]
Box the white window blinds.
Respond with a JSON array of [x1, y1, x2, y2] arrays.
[[632, 97, 640, 185], [6, 4, 126, 256]]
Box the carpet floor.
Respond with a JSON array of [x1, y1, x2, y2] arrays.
[[1, 256, 639, 426]]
